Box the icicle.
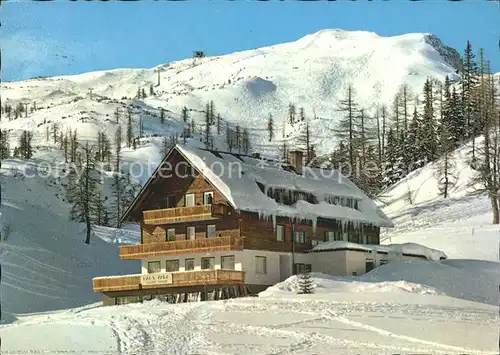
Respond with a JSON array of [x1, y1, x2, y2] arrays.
[[312, 216, 317, 236], [272, 213, 277, 231]]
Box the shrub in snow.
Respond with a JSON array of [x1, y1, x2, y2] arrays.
[[297, 272, 314, 294]]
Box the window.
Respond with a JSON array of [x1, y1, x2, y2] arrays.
[[185, 258, 195, 271], [293, 231, 308, 244], [348, 234, 361, 244], [255, 256, 267, 274], [367, 234, 380, 244], [166, 195, 176, 208], [276, 225, 284, 242], [165, 260, 179, 272], [201, 257, 215, 270], [324, 231, 342, 242], [362, 234, 368, 244], [294, 263, 311, 274], [147, 261, 161, 274], [185, 193, 195, 207], [221, 255, 235, 270], [203, 191, 214, 205], [365, 260, 374, 273], [167, 228, 176, 241], [206, 224, 216, 238], [186, 226, 196, 240]]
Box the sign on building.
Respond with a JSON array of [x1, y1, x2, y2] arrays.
[[140, 273, 173, 285]]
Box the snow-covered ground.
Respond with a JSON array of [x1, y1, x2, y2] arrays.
[[0, 158, 140, 321], [1, 272, 497, 354], [379, 139, 500, 262]]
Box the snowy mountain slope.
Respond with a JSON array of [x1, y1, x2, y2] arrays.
[[0, 158, 140, 320], [1, 29, 462, 159], [379, 139, 500, 261]]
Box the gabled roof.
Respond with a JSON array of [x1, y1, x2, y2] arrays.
[[121, 144, 393, 228]]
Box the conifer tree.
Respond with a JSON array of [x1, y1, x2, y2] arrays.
[[0, 130, 10, 160], [461, 41, 479, 158], [138, 116, 144, 139], [216, 114, 222, 135], [391, 93, 401, 135], [181, 106, 188, 123], [235, 125, 241, 152], [204, 104, 211, 149], [70, 130, 78, 163], [468, 57, 500, 223], [66, 142, 103, 244], [436, 109, 457, 199], [242, 128, 251, 154], [209, 101, 215, 125], [149, 84, 154, 96], [299, 117, 314, 165], [63, 132, 69, 163], [127, 109, 133, 148], [288, 103, 296, 125], [52, 123, 59, 144], [450, 87, 466, 145], [420, 79, 438, 163], [399, 84, 411, 133], [226, 123, 235, 152], [299, 107, 305, 122], [17, 131, 34, 159], [141, 88, 147, 99], [111, 125, 126, 228], [297, 272, 314, 294], [114, 107, 120, 124], [190, 119, 196, 137], [280, 140, 289, 163], [335, 85, 359, 168], [267, 114, 274, 142], [403, 107, 421, 173]]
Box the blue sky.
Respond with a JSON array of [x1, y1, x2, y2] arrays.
[[2, 0, 499, 82]]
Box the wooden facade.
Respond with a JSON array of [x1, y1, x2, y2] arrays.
[[94, 146, 385, 305], [120, 235, 244, 260], [121, 147, 381, 255], [93, 270, 245, 293]]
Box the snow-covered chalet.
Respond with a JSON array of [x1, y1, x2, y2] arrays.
[[92, 144, 436, 305]]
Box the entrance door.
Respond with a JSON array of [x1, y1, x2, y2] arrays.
[[279, 254, 291, 282]]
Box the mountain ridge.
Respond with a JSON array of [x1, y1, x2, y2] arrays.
[[1, 29, 464, 160]]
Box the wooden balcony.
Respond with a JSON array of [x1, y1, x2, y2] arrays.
[[93, 269, 245, 293], [142, 204, 236, 225], [119, 235, 243, 260], [143, 205, 214, 225]]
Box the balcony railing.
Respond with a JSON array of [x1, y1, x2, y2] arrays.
[[142, 204, 236, 225], [119, 235, 243, 260], [143, 205, 214, 225], [93, 269, 245, 293]]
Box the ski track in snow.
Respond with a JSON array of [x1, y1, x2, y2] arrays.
[[0, 296, 496, 354], [109, 302, 213, 355]]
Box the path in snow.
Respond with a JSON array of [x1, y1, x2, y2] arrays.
[[1, 293, 495, 355]]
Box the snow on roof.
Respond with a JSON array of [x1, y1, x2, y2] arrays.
[[310, 241, 447, 261], [176, 144, 393, 228]]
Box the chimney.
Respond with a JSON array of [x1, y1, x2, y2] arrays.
[[289, 150, 304, 175]]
